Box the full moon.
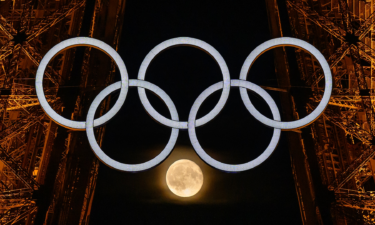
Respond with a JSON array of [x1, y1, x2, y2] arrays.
[[166, 159, 204, 197]]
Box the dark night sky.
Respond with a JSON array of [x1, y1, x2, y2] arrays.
[[90, 0, 302, 224]]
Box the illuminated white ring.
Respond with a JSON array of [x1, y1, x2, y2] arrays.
[[239, 37, 332, 130], [188, 80, 281, 172], [138, 37, 231, 129], [36, 37, 129, 130], [86, 80, 179, 171]]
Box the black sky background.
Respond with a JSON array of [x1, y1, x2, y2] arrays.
[[89, 1, 303, 224]]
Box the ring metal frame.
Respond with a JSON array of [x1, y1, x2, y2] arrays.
[[188, 80, 281, 172], [35, 37, 129, 130], [137, 37, 231, 129], [239, 37, 332, 130], [86, 80, 179, 171], [35, 36, 332, 172]]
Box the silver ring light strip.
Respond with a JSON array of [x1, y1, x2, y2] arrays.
[[188, 80, 281, 172], [35, 37, 332, 172], [35, 37, 129, 130], [137, 37, 231, 129], [86, 80, 179, 172], [239, 37, 332, 130]]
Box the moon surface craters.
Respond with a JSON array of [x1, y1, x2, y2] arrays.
[[166, 159, 204, 197]]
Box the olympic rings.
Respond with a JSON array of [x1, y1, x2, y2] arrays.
[[35, 36, 332, 172]]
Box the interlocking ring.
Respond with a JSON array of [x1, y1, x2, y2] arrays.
[[188, 80, 281, 172], [86, 80, 179, 171], [137, 37, 231, 129], [35, 37, 129, 130], [36, 36, 332, 172], [239, 38, 332, 129]]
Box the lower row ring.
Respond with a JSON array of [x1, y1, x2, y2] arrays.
[[86, 79, 281, 172]]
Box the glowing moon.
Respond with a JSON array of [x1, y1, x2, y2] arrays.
[[166, 159, 204, 197]]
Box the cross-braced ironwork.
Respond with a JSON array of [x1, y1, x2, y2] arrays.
[[0, 0, 86, 224], [287, 0, 375, 223]]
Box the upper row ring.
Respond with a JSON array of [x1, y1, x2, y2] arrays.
[[35, 37, 332, 130]]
